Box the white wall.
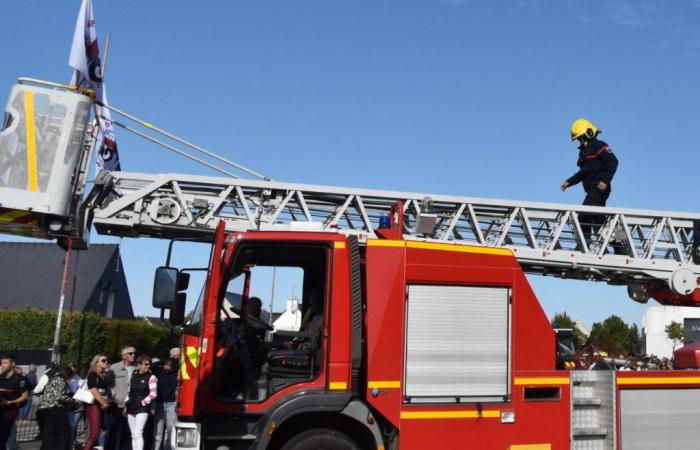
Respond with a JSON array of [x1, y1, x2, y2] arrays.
[[273, 299, 302, 332], [643, 305, 700, 359]]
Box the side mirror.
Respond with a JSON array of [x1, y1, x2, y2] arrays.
[[169, 292, 187, 326], [152, 267, 178, 309]]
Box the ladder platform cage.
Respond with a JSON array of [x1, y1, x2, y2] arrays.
[[0, 83, 93, 238]]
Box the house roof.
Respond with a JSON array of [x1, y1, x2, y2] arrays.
[[0, 242, 126, 312]]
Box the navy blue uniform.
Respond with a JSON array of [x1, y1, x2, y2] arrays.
[[566, 138, 619, 239], [566, 138, 618, 201], [0, 372, 27, 446]]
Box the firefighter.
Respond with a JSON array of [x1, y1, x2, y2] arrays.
[[560, 118, 619, 245]]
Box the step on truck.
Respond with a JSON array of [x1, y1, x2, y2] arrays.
[[3, 80, 700, 450]]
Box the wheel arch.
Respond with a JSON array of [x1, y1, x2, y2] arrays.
[[253, 392, 384, 450], [267, 411, 377, 450]]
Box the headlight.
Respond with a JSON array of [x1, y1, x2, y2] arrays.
[[175, 427, 199, 448]]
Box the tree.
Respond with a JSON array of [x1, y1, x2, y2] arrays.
[[589, 315, 633, 357], [665, 321, 687, 354], [551, 312, 575, 329], [551, 311, 585, 347], [627, 323, 642, 355]]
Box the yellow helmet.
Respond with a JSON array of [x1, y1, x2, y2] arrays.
[[570, 118, 599, 141]]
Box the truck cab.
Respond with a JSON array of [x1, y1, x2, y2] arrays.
[[172, 227, 371, 450]]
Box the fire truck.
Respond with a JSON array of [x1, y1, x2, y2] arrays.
[[2, 79, 700, 450]]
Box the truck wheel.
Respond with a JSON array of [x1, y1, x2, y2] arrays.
[[280, 428, 361, 450]]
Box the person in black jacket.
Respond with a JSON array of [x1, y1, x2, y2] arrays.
[[125, 355, 157, 450], [561, 119, 619, 245], [153, 358, 177, 450], [0, 354, 28, 448]]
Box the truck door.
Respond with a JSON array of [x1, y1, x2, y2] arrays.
[[177, 220, 233, 417], [205, 236, 335, 405]]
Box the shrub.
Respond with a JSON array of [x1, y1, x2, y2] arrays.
[[0, 309, 179, 371]]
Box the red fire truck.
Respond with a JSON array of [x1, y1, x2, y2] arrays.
[[2, 80, 700, 450]]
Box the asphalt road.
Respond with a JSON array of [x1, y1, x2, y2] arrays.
[[18, 442, 39, 450]]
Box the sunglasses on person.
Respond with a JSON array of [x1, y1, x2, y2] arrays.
[[124, 351, 135, 356], [99, 358, 108, 363]]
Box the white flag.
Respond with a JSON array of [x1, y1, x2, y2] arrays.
[[69, 0, 121, 171]]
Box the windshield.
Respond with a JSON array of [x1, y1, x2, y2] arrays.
[[557, 336, 576, 356], [186, 284, 206, 334], [221, 266, 304, 327], [211, 243, 328, 402]]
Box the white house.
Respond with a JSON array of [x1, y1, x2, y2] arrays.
[[642, 305, 700, 359], [273, 299, 302, 332]]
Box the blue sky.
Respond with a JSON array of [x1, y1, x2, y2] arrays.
[[2, 1, 700, 329]]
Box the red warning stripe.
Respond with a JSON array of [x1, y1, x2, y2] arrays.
[[584, 145, 610, 160]]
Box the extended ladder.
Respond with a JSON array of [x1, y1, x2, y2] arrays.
[[2, 81, 698, 304], [85, 171, 700, 302]]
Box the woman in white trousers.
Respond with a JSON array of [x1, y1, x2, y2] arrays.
[[125, 355, 157, 450]]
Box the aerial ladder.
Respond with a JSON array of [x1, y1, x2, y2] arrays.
[[1, 79, 699, 306]]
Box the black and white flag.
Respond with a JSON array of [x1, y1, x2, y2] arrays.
[[69, 0, 121, 172]]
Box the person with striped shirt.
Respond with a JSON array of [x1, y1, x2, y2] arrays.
[[125, 355, 157, 450]]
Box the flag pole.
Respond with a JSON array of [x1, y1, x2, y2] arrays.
[[101, 33, 111, 83], [52, 239, 73, 363]]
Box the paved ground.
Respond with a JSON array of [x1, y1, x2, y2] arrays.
[[18, 442, 40, 450]]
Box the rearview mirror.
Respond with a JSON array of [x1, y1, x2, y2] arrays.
[[152, 267, 178, 309]]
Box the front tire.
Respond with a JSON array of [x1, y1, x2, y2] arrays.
[[280, 428, 361, 450]]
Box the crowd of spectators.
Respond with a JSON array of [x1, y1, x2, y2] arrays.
[[584, 354, 675, 371], [0, 346, 181, 450]]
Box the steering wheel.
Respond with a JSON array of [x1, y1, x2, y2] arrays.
[[228, 306, 273, 331]]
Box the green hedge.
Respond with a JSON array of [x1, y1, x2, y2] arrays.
[[105, 319, 179, 362], [0, 308, 179, 372]]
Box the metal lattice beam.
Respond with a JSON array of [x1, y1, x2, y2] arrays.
[[88, 171, 700, 293]]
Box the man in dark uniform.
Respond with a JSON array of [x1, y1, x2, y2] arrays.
[[0, 354, 28, 447], [561, 118, 619, 245]]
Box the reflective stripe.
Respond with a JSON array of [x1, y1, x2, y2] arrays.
[[617, 377, 700, 386], [401, 410, 500, 419], [514, 377, 569, 386], [407, 241, 513, 256], [509, 445, 551, 450], [367, 381, 401, 389], [329, 382, 347, 390], [186, 346, 200, 368], [179, 357, 190, 381], [367, 239, 513, 256], [367, 240, 405, 248], [180, 346, 200, 381], [24, 91, 38, 192], [334, 241, 346, 249]]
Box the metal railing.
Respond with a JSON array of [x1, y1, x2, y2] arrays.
[[13, 395, 86, 444]]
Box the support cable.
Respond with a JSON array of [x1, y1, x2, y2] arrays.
[[101, 116, 240, 178], [97, 102, 269, 180]]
